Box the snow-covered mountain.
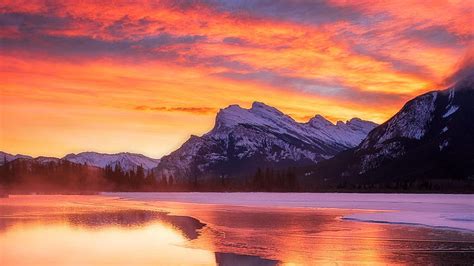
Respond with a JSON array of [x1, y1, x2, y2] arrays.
[[34, 156, 61, 164], [1, 151, 159, 171], [308, 72, 474, 187], [156, 102, 377, 181], [63, 152, 160, 171], [0, 151, 32, 164]]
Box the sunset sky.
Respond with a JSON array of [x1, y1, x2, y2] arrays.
[[1, 0, 472, 158]]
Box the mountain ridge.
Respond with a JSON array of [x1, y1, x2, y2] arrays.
[[0, 151, 160, 171], [156, 101, 377, 182], [304, 73, 474, 191]]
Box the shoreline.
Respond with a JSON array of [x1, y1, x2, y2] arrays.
[[104, 192, 474, 232]]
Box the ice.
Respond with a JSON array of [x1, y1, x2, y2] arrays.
[[105, 192, 474, 232]]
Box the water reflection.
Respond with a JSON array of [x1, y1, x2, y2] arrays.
[[0, 211, 213, 265], [1, 196, 473, 265], [215, 252, 279, 266], [160, 203, 474, 265], [0, 200, 277, 266], [67, 210, 205, 240]]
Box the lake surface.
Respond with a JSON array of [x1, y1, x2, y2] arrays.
[[0, 194, 473, 265]]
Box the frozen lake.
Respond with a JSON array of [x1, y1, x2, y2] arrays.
[[1, 193, 473, 265], [109, 192, 474, 231]]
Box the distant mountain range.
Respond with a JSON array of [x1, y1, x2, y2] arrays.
[[0, 151, 160, 171], [0, 152, 32, 162], [305, 73, 474, 190], [156, 102, 377, 181], [64, 152, 160, 170]]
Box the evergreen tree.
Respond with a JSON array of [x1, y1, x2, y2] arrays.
[[161, 174, 168, 190], [253, 168, 264, 190]]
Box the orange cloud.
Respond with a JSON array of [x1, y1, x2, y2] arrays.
[[134, 106, 216, 115]]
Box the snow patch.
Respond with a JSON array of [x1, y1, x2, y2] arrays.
[[439, 140, 449, 151], [443, 105, 459, 118]]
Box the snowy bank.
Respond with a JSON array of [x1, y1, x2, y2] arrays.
[[104, 192, 474, 232]]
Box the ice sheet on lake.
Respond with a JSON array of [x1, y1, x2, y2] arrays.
[[105, 192, 474, 232]]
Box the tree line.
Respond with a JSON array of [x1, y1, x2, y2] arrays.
[[0, 157, 181, 193], [3, 157, 465, 193], [0, 157, 104, 193], [250, 167, 298, 191]]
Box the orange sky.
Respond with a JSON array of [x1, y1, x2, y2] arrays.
[[0, 0, 472, 158]]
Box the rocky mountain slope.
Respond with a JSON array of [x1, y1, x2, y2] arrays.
[[156, 102, 377, 182], [306, 73, 474, 190]]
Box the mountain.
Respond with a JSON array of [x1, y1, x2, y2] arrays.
[[156, 102, 377, 182], [305, 74, 474, 191], [0, 152, 32, 164], [0, 152, 62, 165], [1, 151, 160, 171], [63, 152, 160, 171]]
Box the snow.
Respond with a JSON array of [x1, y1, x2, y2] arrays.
[[357, 91, 441, 172], [443, 105, 459, 118], [212, 101, 376, 149], [64, 152, 160, 170], [159, 102, 377, 179], [439, 140, 449, 151], [449, 87, 455, 101], [34, 156, 60, 163], [0, 151, 32, 164], [105, 192, 474, 232], [370, 92, 437, 144]]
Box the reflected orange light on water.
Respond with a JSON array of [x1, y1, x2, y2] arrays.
[[0, 222, 215, 265], [1, 196, 472, 265], [162, 204, 392, 265]]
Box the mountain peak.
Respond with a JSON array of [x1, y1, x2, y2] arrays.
[[250, 101, 287, 117], [251, 101, 268, 109], [63, 152, 159, 170], [307, 115, 333, 127], [347, 118, 378, 130], [158, 101, 378, 181], [213, 101, 291, 132], [214, 104, 249, 130]]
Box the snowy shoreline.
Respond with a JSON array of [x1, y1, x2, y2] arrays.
[[104, 192, 474, 232]]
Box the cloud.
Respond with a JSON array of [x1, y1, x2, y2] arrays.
[[402, 25, 469, 48], [443, 49, 474, 87], [213, 0, 364, 25], [215, 70, 406, 106], [0, 19, 206, 62], [1, 1, 471, 132], [222, 37, 250, 46], [134, 106, 216, 115]]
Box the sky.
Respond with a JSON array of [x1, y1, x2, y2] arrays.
[[0, 0, 472, 158]]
